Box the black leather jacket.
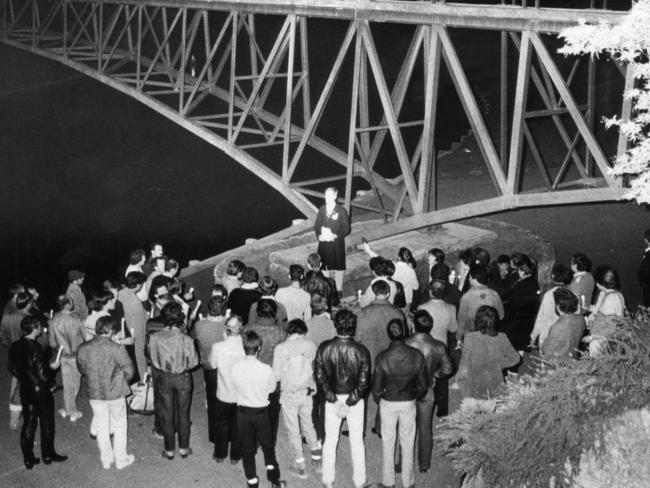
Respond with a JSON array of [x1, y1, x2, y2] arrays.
[[8, 337, 55, 395], [371, 342, 428, 402], [404, 333, 454, 386], [314, 336, 371, 406]]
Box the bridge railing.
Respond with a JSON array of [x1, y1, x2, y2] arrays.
[[1, 0, 630, 230]]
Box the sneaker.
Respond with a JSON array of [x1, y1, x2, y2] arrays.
[[101, 458, 114, 470], [70, 411, 84, 422], [288, 462, 307, 479], [152, 429, 164, 440], [116, 454, 135, 470], [58, 409, 68, 418], [270, 482, 287, 488]]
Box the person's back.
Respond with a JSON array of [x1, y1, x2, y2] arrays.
[[303, 269, 339, 311], [541, 314, 585, 358], [373, 341, 427, 401], [193, 316, 226, 367], [227, 288, 261, 325], [275, 285, 311, 321], [356, 298, 404, 360], [315, 335, 371, 401], [306, 312, 336, 347], [77, 335, 133, 401], [245, 317, 286, 366], [1, 307, 30, 347], [417, 297, 456, 346]]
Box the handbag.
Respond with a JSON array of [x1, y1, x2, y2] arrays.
[[127, 372, 155, 415]]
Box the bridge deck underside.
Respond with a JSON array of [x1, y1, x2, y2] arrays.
[[1, 0, 628, 241]]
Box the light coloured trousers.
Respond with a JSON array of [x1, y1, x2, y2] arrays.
[[380, 399, 416, 488], [322, 394, 366, 487], [281, 392, 319, 463], [89, 398, 129, 468], [60, 356, 81, 415]]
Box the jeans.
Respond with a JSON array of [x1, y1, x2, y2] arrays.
[[322, 395, 366, 487], [20, 388, 55, 461], [89, 397, 129, 468], [281, 391, 319, 462], [396, 389, 435, 470], [433, 377, 449, 417], [214, 397, 241, 460], [60, 356, 81, 415], [151, 368, 163, 435], [9, 376, 21, 410], [237, 406, 280, 486], [312, 385, 325, 441], [155, 371, 192, 451], [380, 399, 416, 488], [203, 369, 218, 445]]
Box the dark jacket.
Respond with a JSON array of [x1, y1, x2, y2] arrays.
[[227, 287, 262, 325], [500, 275, 540, 350], [77, 336, 134, 400], [371, 342, 428, 403], [639, 250, 650, 290], [404, 333, 454, 387], [303, 270, 340, 311], [8, 337, 56, 395], [314, 336, 371, 406]]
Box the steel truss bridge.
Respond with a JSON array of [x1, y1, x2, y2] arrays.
[[0, 0, 631, 241]]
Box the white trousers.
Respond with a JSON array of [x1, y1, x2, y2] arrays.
[[380, 399, 416, 487], [322, 394, 366, 487], [89, 398, 129, 468]]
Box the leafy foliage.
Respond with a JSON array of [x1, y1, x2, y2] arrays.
[[435, 309, 650, 488], [559, 0, 650, 204]]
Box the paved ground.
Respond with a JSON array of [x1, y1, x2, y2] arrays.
[[0, 344, 460, 488]]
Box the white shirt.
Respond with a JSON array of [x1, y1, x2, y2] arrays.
[[231, 356, 277, 408], [209, 335, 245, 403], [392, 261, 420, 305], [275, 285, 312, 321]]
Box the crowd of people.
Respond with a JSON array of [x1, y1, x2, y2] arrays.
[[1, 218, 648, 488]]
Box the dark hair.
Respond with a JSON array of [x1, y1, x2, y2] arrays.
[[165, 259, 179, 273], [257, 298, 278, 319], [430, 262, 450, 282], [428, 248, 445, 264], [310, 293, 327, 315], [20, 315, 41, 335], [595, 265, 621, 290], [150, 242, 163, 252], [475, 305, 499, 336], [212, 283, 228, 299], [91, 289, 114, 312], [517, 255, 535, 276], [168, 278, 183, 297], [259, 276, 278, 296], [458, 249, 472, 266], [510, 252, 526, 268], [386, 318, 408, 341], [15, 292, 32, 310], [429, 280, 446, 300], [287, 318, 308, 336], [243, 330, 262, 355], [369, 256, 388, 277], [125, 271, 146, 289], [96, 315, 118, 335], [333, 309, 357, 337], [572, 253, 592, 272], [242, 267, 259, 284], [161, 302, 185, 328], [397, 247, 417, 269], [497, 254, 510, 265], [153, 255, 168, 270], [551, 264, 573, 286], [208, 296, 227, 317], [554, 288, 579, 314], [471, 247, 490, 267], [129, 249, 145, 265], [384, 260, 396, 278], [469, 264, 490, 285], [289, 264, 305, 282], [371, 279, 390, 297], [55, 295, 71, 311], [227, 260, 246, 277], [413, 310, 433, 334], [155, 293, 171, 306], [307, 253, 322, 269]]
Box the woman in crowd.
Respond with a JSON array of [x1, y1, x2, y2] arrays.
[[456, 305, 521, 400], [584, 266, 627, 356], [530, 263, 574, 350]]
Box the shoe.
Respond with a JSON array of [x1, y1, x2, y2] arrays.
[[58, 409, 68, 418], [179, 447, 193, 458], [162, 450, 174, 460], [270, 482, 286, 488], [371, 427, 382, 439], [288, 462, 307, 479], [116, 454, 135, 470], [24, 457, 41, 470], [341, 430, 349, 437], [311, 458, 322, 473], [152, 429, 164, 440], [89, 433, 97, 440], [230, 459, 240, 465], [395, 463, 401, 474], [69, 411, 83, 422], [214, 456, 224, 463], [419, 467, 429, 473], [43, 453, 68, 464]]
